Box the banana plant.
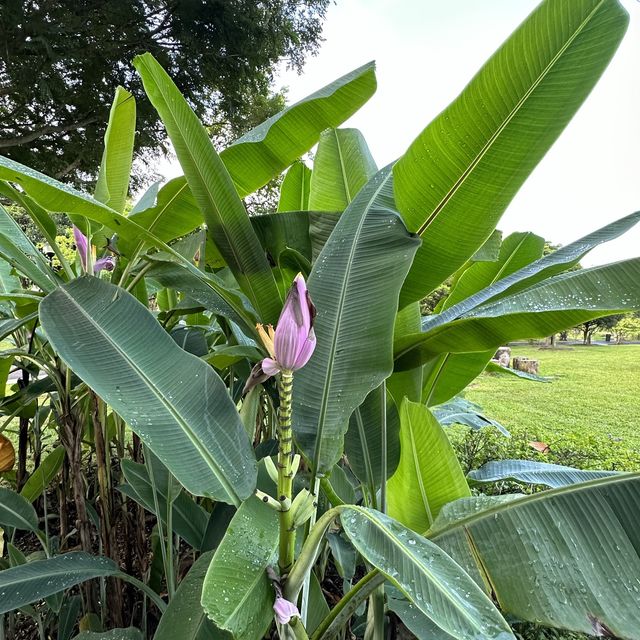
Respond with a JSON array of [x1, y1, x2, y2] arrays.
[[0, 1, 639, 639]]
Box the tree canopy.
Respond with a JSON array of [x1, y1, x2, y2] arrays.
[[0, 0, 329, 187]]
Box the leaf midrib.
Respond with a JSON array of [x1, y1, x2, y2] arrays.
[[353, 507, 503, 632], [416, 0, 606, 237], [52, 285, 241, 505], [311, 171, 392, 473]]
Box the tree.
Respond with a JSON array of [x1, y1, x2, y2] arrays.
[[613, 313, 640, 343], [0, 0, 329, 188], [577, 314, 623, 345]]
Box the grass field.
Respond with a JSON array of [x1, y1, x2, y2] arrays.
[[458, 344, 640, 472]]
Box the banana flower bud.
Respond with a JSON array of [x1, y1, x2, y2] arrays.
[[273, 596, 300, 625], [73, 226, 115, 274], [243, 273, 316, 394]]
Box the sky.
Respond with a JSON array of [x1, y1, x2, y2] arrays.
[[161, 0, 640, 267]]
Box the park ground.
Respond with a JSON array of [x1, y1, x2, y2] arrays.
[[456, 344, 640, 473]]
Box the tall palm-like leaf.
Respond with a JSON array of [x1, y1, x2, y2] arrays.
[[223, 63, 376, 197], [278, 161, 312, 212], [94, 87, 136, 213], [133, 53, 282, 324], [387, 401, 470, 532], [309, 128, 377, 212], [394, 0, 629, 306], [39, 278, 256, 505], [293, 166, 421, 475]]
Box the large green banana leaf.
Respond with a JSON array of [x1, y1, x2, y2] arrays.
[[0, 154, 252, 328], [125, 62, 376, 241], [387, 400, 470, 533], [0, 552, 119, 615], [429, 474, 640, 638], [421, 232, 546, 405], [424, 210, 640, 335], [292, 166, 421, 475], [223, 63, 376, 197], [309, 128, 377, 211], [39, 278, 256, 505], [201, 497, 278, 640], [396, 258, 640, 369], [133, 53, 282, 325], [154, 552, 223, 640], [443, 232, 545, 310], [341, 507, 514, 640], [94, 87, 135, 214], [394, 0, 629, 306], [278, 161, 312, 212]]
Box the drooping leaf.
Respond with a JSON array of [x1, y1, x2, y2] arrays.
[[309, 128, 377, 212], [20, 446, 65, 503], [0, 552, 118, 615], [396, 258, 640, 369], [223, 62, 377, 197], [293, 166, 421, 475], [40, 278, 256, 505], [468, 459, 622, 488], [443, 232, 545, 310], [395, 0, 629, 305], [0, 487, 39, 532], [432, 397, 510, 437], [201, 497, 278, 640], [94, 87, 136, 214], [387, 400, 470, 532], [0, 204, 58, 292], [430, 474, 640, 638], [341, 507, 514, 639], [423, 210, 640, 336]]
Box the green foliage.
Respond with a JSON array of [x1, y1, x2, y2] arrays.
[[0, 2, 638, 639]]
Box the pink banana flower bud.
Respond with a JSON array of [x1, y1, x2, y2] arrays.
[[273, 596, 300, 625], [73, 226, 115, 274], [243, 273, 316, 394]]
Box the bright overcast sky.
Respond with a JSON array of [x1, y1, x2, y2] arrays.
[[159, 1, 639, 267], [273, 0, 640, 266]]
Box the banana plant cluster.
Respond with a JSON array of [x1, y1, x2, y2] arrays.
[[1, 1, 639, 639]]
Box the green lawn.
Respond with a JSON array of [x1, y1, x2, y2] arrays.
[[458, 345, 640, 472]]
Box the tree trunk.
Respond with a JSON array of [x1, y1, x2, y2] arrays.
[[16, 371, 30, 491]]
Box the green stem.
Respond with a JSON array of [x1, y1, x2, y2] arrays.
[[285, 506, 344, 601], [278, 370, 296, 574], [116, 572, 167, 613], [320, 477, 345, 507], [126, 262, 154, 292], [354, 407, 377, 509], [165, 474, 176, 599], [379, 381, 387, 514], [145, 450, 169, 597], [289, 617, 311, 640], [310, 570, 385, 640]]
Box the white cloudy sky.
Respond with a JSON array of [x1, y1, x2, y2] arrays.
[[163, 1, 640, 266]]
